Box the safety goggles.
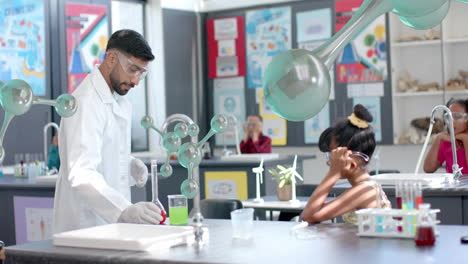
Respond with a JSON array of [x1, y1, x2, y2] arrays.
[[246, 122, 259, 128], [325, 151, 370, 164], [444, 112, 468, 123], [115, 51, 148, 80]]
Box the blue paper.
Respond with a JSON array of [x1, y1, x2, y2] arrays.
[[353, 96, 382, 142], [213, 77, 246, 146], [0, 0, 46, 96], [246, 7, 291, 89], [304, 103, 330, 144], [296, 8, 332, 43]]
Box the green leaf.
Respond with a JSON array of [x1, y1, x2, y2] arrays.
[[277, 165, 287, 171], [279, 179, 286, 188]]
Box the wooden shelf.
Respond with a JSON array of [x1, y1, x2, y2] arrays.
[[391, 40, 441, 48], [445, 38, 468, 44], [394, 91, 442, 97], [394, 90, 468, 97]]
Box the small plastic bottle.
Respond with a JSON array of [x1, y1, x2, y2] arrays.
[[415, 203, 436, 246]]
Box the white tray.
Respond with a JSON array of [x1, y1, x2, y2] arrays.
[[53, 223, 195, 251], [220, 153, 279, 161], [371, 173, 453, 186], [35, 174, 58, 183]]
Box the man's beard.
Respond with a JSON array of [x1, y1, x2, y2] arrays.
[[110, 68, 133, 96]]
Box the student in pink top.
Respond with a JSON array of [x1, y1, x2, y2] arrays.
[[424, 98, 468, 174]]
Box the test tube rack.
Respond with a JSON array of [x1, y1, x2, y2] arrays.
[[356, 208, 440, 238]]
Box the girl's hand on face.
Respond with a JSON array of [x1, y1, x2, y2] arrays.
[[437, 133, 451, 142], [328, 147, 352, 175], [455, 133, 468, 143]]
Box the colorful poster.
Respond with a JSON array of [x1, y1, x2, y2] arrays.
[[304, 103, 330, 144], [0, 0, 46, 95], [257, 88, 276, 117], [353, 96, 382, 141], [257, 88, 287, 145], [213, 77, 246, 146], [207, 16, 246, 79], [204, 171, 248, 200], [296, 8, 332, 43], [66, 3, 109, 93], [246, 7, 291, 88], [335, 0, 387, 83], [13, 196, 54, 244], [263, 118, 287, 146]]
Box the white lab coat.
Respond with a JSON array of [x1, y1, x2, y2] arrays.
[[54, 66, 135, 234]]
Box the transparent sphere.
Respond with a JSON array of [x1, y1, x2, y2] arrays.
[[392, 0, 448, 17], [181, 179, 199, 199], [174, 123, 189, 138], [188, 124, 200, 137], [0, 79, 33, 116], [140, 115, 153, 129], [55, 93, 77, 117], [398, 1, 449, 30], [162, 132, 181, 153], [210, 114, 229, 133], [177, 142, 202, 168], [263, 49, 331, 121], [160, 163, 173, 178]]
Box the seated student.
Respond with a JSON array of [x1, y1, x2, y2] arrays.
[[240, 115, 272, 154], [48, 135, 60, 171], [424, 98, 468, 174], [302, 104, 391, 224]]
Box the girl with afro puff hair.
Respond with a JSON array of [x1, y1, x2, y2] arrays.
[[302, 104, 391, 224]]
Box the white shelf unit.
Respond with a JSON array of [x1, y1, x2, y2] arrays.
[[390, 2, 468, 144]]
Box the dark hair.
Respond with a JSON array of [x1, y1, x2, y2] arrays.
[[249, 114, 263, 122], [446, 98, 468, 112], [318, 104, 376, 158], [106, 29, 154, 61]]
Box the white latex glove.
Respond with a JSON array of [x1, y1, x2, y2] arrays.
[[117, 202, 163, 225], [130, 158, 148, 188]]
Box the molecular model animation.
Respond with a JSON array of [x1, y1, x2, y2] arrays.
[[263, 0, 468, 121], [0, 79, 77, 162], [141, 114, 229, 199]]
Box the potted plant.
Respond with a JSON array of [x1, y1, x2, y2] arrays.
[[269, 165, 293, 201]]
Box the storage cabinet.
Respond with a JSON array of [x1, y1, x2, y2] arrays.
[[390, 1, 468, 144]]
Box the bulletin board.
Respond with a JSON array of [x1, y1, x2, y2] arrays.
[[205, 0, 394, 147]]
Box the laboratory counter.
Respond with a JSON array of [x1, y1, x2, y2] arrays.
[[0, 175, 55, 189], [6, 219, 468, 264], [0, 155, 314, 246]]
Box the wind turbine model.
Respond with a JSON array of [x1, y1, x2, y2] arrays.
[[252, 158, 264, 203], [279, 155, 303, 204]]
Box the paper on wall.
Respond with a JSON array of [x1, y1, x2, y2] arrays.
[[216, 56, 239, 77], [214, 18, 238, 40], [347, 82, 384, 98], [218, 39, 236, 57]]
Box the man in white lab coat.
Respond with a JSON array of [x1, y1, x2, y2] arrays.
[[54, 29, 163, 233]]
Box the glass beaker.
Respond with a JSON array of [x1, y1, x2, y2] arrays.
[[415, 203, 436, 246], [168, 194, 188, 225]]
